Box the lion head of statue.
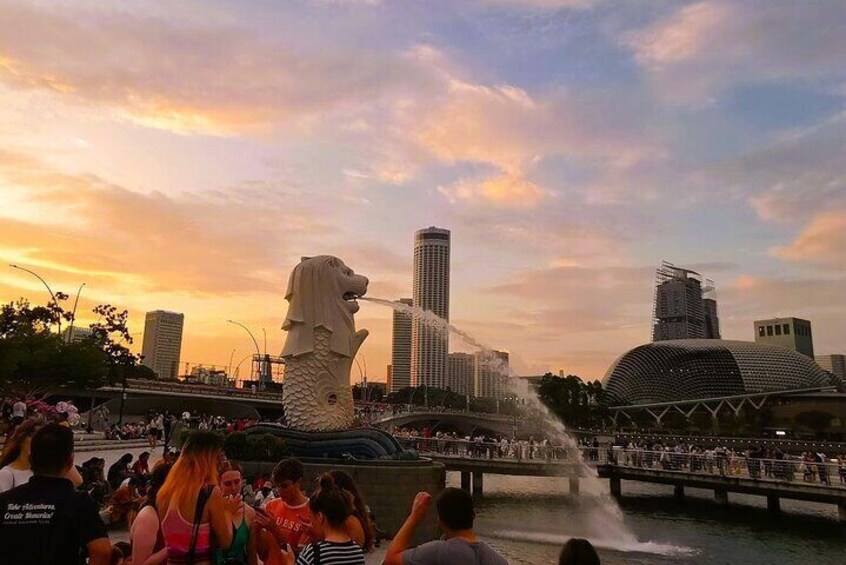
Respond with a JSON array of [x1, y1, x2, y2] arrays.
[[281, 255, 369, 359]]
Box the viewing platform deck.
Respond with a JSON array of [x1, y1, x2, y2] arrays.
[[399, 438, 846, 520]]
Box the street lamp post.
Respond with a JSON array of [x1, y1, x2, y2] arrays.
[[354, 354, 369, 402], [118, 373, 127, 426], [233, 354, 253, 387], [228, 349, 237, 382], [9, 264, 62, 334], [66, 282, 86, 343], [227, 320, 261, 382]]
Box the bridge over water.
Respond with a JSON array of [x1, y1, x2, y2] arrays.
[[374, 409, 542, 436], [63, 378, 286, 421], [400, 439, 846, 521]]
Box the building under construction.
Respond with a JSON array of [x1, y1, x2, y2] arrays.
[[652, 261, 720, 341]]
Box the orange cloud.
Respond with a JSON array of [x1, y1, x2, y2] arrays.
[[416, 79, 653, 176], [0, 4, 441, 135], [773, 211, 846, 270], [438, 174, 552, 208], [0, 150, 411, 372], [483, 0, 600, 8], [0, 150, 331, 295]]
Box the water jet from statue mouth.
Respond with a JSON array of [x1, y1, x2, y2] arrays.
[[343, 292, 359, 302]]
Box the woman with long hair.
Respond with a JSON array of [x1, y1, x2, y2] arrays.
[[131, 463, 172, 565], [0, 419, 39, 493], [280, 474, 366, 565], [328, 470, 374, 552], [213, 461, 256, 565], [157, 431, 235, 564]]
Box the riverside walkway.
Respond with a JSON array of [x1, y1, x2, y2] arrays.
[[398, 438, 846, 520]]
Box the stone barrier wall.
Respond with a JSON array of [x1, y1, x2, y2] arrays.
[[240, 458, 446, 544]]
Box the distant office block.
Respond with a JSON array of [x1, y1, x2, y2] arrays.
[[474, 350, 509, 400], [390, 298, 413, 393], [141, 310, 185, 380], [754, 317, 814, 358], [447, 353, 475, 397], [62, 326, 94, 343], [411, 227, 450, 390], [815, 354, 845, 381], [703, 297, 721, 339]]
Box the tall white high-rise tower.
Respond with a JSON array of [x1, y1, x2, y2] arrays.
[[390, 298, 413, 393], [411, 227, 450, 390], [141, 310, 185, 380]]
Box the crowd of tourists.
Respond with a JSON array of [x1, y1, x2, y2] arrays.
[[394, 428, 579, 461], [103, 411, 257, 445], [611, 441, 846, 484], [0, 416, 603, 564], [1, 397, 83, 433]]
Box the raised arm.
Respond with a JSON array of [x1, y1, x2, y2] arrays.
[[384, 492, 431, 565]]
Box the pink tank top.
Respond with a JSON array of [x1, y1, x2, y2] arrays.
[[161, 508, 213, 565]]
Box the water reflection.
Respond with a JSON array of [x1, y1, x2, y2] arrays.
[[452, 473, 846, 565]]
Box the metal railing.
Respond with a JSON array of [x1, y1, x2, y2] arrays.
[[608, 448, 846, 485], [374, 406, 517, 421], [117, 379, 284, 401], [395, 437, 583, 462], [396, 437, 846, 486]]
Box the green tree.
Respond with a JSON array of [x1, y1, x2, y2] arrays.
[[536, 373, 609, 428], [352, 384, 386, 403], [89, 304, 141, 383], [0, 299, 108, 398], [0, 297, 144, 399]]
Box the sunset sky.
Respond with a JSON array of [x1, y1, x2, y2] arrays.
[[1, 0, 844, 382]]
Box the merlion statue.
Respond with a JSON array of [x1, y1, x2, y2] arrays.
[[281, 256, 369, 431]]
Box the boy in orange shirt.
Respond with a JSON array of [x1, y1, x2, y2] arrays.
[[255, 458, 314, 556]]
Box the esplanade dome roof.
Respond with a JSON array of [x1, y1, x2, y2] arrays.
[[603, 339, 837, 406]]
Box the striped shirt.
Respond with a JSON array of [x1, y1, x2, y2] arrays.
[[295, 540, 365, 565]]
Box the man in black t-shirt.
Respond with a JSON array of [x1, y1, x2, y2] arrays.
[[0, 424, 111, 565]]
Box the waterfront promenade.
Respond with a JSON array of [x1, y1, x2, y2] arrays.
[[398, 437, 846, 520]]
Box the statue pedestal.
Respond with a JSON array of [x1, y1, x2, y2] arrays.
[[240, 457, 446, 544], [245, 423, 410, 459]]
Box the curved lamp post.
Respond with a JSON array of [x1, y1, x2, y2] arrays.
[[233, 354, 254, 388], [227, 319, 261, 382], [66, 282, 86, 343], [9, 264, 62, 334], [227, 320, 261, 355], [353, 357, 367, 402]]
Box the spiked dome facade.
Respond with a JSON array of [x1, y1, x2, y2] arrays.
[[604, 340, 839, 406]]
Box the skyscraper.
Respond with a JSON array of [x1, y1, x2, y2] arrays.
[[141, 310, 185, 380], [754, 317, 814, 358], [815, 354, 845, 381], [447, 353, 474, 397], [652, 261, 708, 341], [390, 298, 413, 393], [62, 326, 94, 343], [411, 227, 450, 390], [474, 350, 509, 400]]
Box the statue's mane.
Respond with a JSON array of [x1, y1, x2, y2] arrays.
[[281, 256, 356, 358]]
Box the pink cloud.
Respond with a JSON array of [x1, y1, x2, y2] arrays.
[[438, 174, 553, 208], [773, 211, 846, 270], [622, 1, 846, 103], [0, 4, 441, 135]]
